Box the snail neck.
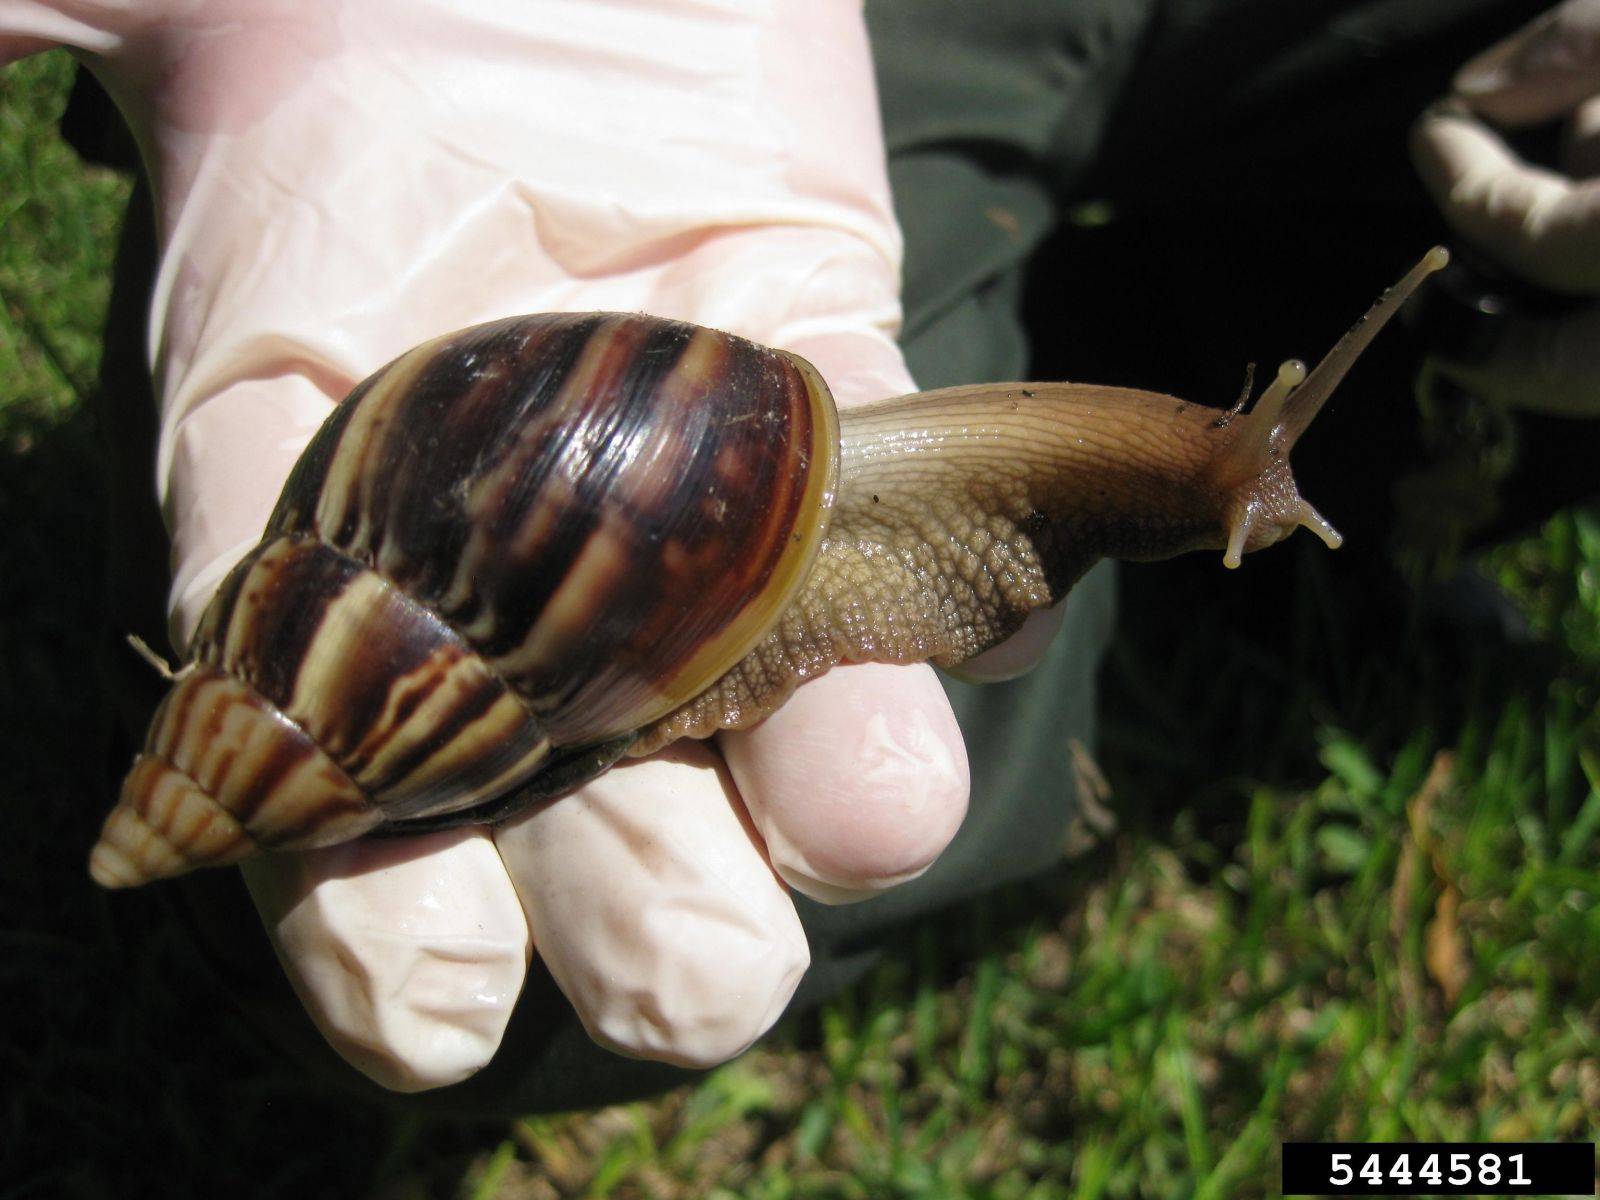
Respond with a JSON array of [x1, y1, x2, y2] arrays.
[[638, 236, 1455, 754], [837, 384, 1239, 590], [631, 383, 1247, 754]]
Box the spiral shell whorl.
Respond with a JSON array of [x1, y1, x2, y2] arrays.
[[270, 311, 838, 745], [89, 666, 378, 887], [91, 535, 557, 886], [94, 311, 837, 885]]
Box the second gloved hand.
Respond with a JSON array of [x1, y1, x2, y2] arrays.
[[1411, 0, 1600, 415]]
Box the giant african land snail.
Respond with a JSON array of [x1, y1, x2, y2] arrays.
[[88, 248, 1450, 889]]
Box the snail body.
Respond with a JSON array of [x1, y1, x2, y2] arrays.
[[89, 250, 1449, 889]]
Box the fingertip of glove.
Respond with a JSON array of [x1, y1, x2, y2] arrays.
[[339, 1019, 505, 1094], [495, 751, 812, 1069], [578, 912, 811, 1069], [772, 858, 936, 905], [945, 602, 1069, 682], [722, 663, 969, 899], [244, 831, 529, 1093]]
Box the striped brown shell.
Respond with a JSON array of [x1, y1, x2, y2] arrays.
[[90, 313, 839, 887]]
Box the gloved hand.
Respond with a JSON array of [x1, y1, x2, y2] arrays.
[[1411, 0, 1600, 415], [2, 0, 1037, 1093]]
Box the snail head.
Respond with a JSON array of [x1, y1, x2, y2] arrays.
[[1203, 246, 1450, 568]]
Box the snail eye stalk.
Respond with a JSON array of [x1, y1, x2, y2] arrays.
[[1213, 246, 1450, 568]]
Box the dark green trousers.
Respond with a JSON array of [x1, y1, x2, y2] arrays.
[[89, 0, 1546, 1113]]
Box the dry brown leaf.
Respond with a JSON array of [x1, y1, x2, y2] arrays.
[[1392, 751, 1456, 1018], [1425, 883, 1470, 1006]]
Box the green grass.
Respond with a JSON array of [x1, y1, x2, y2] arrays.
[[0, 53, 125, 427], [3, 50, 1596, 1200]]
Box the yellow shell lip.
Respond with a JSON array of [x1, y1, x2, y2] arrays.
[[775, 347, 842, 526], [636, 345, 841, 727]]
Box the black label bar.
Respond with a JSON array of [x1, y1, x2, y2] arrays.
[[1282, 1142, 1595, 1195]]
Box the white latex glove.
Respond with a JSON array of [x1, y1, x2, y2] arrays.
[[1411, 0, 1600, 414], [1, 1, 1042, 1092]]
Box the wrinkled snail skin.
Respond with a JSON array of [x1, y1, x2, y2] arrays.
[[88, 249, 1448, 889], [634, 246, 1452, 750]]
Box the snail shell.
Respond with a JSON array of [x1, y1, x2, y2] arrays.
[[90, 249, 1450, 888], [91, 313, 837, 886]]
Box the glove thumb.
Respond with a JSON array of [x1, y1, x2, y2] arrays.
[[1433, 301, 1600, 416], [1453, 0, 1600, 127]]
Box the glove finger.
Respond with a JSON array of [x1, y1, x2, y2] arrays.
[[718, 661, 969, 905], [1411, 105, 1600, 294], [492, 744, 809, 1069], [1455, 1, 1600, 127], [944, 601, 1071, 682], [1562, 93, 1600, 178], [1433, 301, 1600, 415], [243, 827, 529, 1093]]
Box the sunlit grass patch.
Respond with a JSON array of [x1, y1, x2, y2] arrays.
[[451, 694, 1594, 1198], [0, 51, 128, 438]]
